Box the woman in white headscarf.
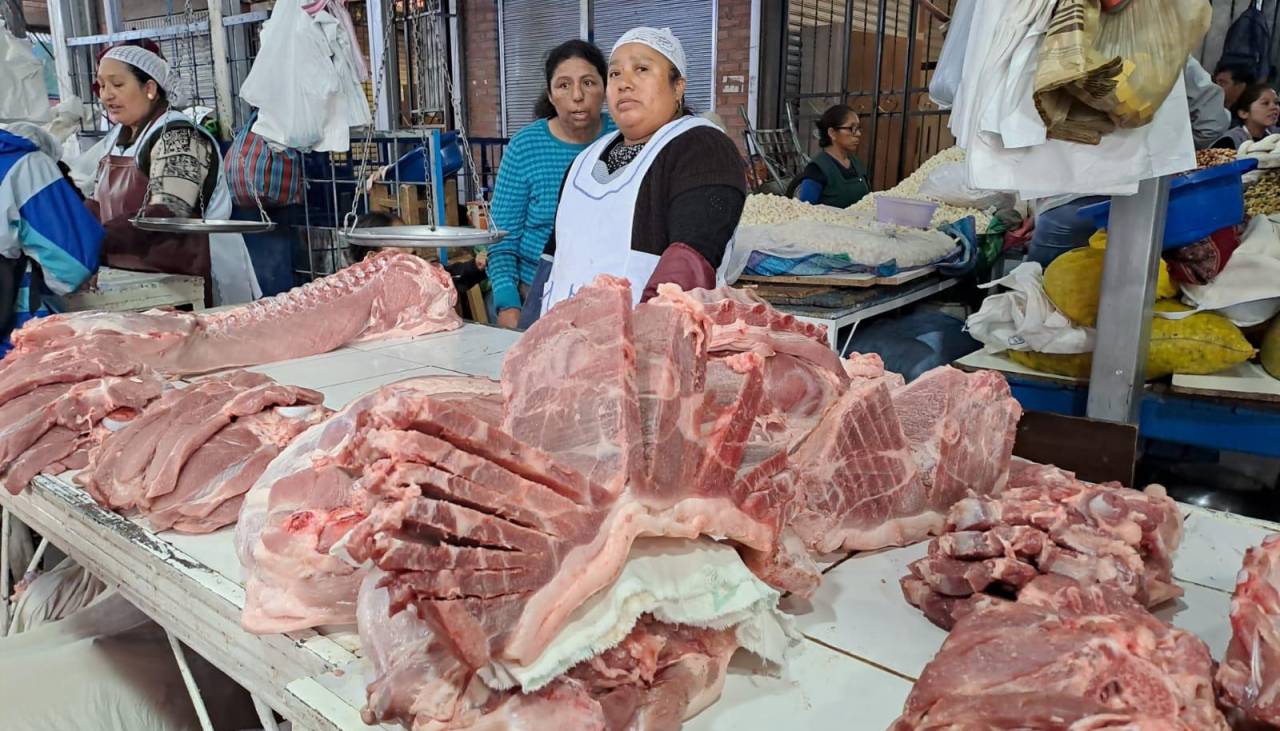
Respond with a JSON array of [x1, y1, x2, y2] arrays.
[[519, 27, 747, 327], [87, 41, 259, 306]]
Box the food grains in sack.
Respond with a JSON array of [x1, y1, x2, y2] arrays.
[[1245, 171, 1280, 216]]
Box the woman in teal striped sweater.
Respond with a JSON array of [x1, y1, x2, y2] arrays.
[[489, 40, 615, 329]]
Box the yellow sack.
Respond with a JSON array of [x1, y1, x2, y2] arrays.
[[1006, 300, 1254, 380], [1043, 238, 1177, 327], [1262, 316, 1280, 379], [1007, 350, 1093, 379]]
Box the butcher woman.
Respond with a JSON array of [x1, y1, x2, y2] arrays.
[[87, 41, 258, 306], [518, 27, 747, 327]]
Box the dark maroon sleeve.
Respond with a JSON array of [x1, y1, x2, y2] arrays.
[[640, 242, 717, 302]]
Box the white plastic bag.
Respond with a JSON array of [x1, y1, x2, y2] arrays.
[[929, 0, 976, 109], [965, 262, 1095, 354], [0, 24, 51, 123], [240, 0, 368, 152], [919, 162, 1015, 210]]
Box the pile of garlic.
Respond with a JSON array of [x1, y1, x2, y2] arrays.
[[847, 147, 994, 232]]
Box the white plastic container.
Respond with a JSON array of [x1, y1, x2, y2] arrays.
[[875, 196, 939, 229]]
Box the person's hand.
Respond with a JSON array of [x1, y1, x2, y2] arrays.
[[497, 307, 521, 330]]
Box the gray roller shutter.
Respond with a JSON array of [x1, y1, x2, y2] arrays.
[[500, 0, 582, 134], [592, 0, 716, 115]]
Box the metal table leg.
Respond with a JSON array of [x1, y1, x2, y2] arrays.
[[167, 631, 216, 731], [1086, 176, 1171, 424]]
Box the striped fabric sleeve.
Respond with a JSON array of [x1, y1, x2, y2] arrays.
[[11, 155, 102, 295], [488, 142, 531, 312]]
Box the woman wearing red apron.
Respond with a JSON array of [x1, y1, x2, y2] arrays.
[[87, 41, 259, 306]]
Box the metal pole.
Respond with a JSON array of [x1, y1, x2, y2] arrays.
[[429, 128, 448, 263], [251, 695, 281, 731], [102, 0, 122, 33], [0, 508, 9, 634], [897, 0, 921, 183], [497, 0, 508, 137], [867, 0, 889, 183], [368, 0, 392, 129], [1086, 176, 1171, 424], [46, 0, 78, 106], [206, 0, 234, 141], [167, 631, 215, 731]]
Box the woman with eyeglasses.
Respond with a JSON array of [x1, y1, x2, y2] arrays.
[[788, 104, 871, 209]]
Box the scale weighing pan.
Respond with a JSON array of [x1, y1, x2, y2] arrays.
[[341, 225, 508, 248], [132, 217, 277, 234]]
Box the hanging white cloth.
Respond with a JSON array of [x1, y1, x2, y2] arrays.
[[0, 23, 51, 124], [240, 0, 371, 153], [953, 0, 1197, 200], [966, 262, 1096, 355]]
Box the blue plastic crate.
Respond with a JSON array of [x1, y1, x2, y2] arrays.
[[386, 131, 464, 183], [1079, 158, 1258, 251]]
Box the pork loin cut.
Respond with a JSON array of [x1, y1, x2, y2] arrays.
[[78, 370, 323, 512], [236, 375, 504, 633], [10, 251, 460, 377], [892, 575, 1229, 731], [0, 373, 164, 494], [1218, 534, 1280, 726], [144, 403, 329, 534]]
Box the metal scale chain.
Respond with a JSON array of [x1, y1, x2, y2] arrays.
[[134, 0, 271, 229], [344, 0, 493, 233], [344, 0, 398, 232]]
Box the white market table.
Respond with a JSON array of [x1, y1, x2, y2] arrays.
[[1, 323, 1274, 730]]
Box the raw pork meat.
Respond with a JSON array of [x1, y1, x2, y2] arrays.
[[1217, 534, 1280, 726], [78, 370, 323, 514], [892, 575, 1229, 730], [350, 280, 793, 673], [901, 473, 1183, 630], [0, 373, 164, 494], [500, 275, 643, 495], [144, 403, 329, 533], [9, 251, 460, 377], [788, 377, 930, 553], [349, 279, 1029, 680], [891, 366, 1022, 505], [357, 569, 739, 731], [235, 375, 504, 633]]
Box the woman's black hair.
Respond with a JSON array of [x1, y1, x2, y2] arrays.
[[669, 64, 694, 116], [533, 39, 608, 119], [815, 104, 857, 147], [1232, 82, 1276, 125], [348, 212, 406, 263]]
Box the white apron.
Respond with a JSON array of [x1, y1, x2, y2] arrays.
[[104, 110, 261, 305], [543, 116, 734, 314]]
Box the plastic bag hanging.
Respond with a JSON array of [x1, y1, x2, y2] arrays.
[[1034, 0, 1211, 144]]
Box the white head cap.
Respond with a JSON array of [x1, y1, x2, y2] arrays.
[[102, 44, 188, 108], [611, 27, 687, 79]]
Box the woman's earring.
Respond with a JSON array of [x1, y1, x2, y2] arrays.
[[148, 94, 155, 100]]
